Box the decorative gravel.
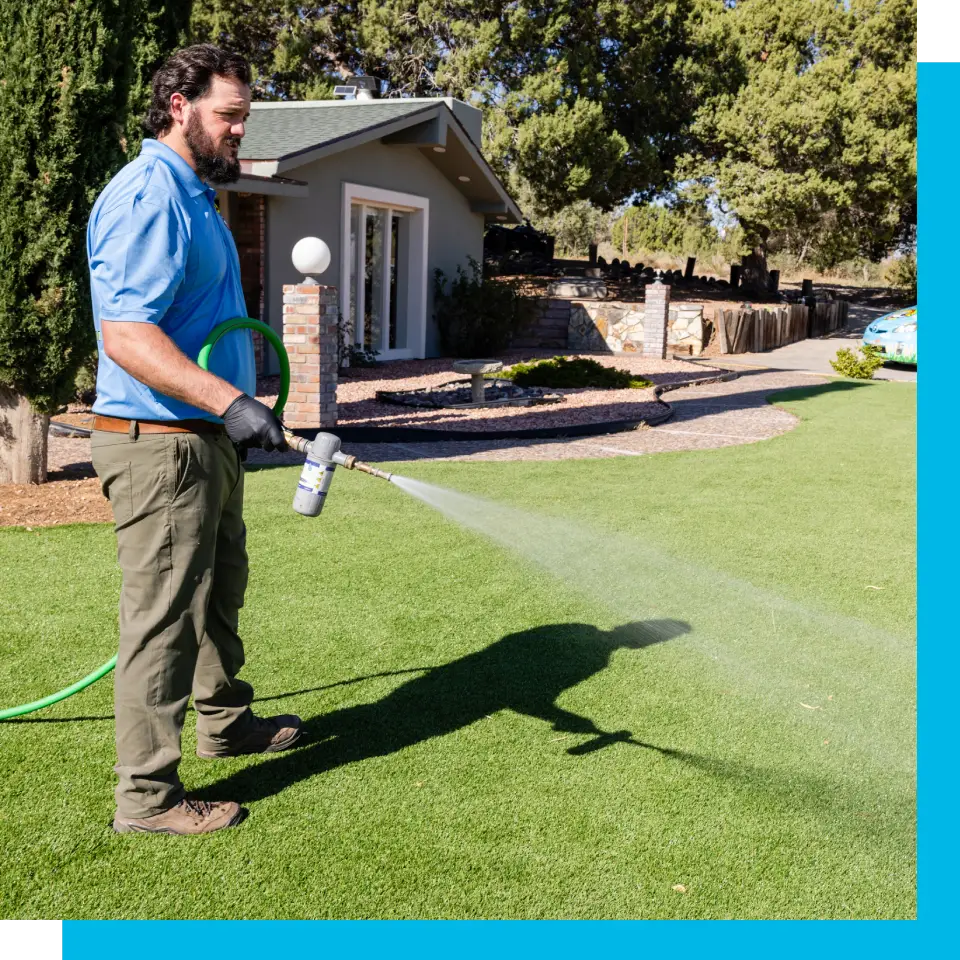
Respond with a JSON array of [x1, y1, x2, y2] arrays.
[[261, 352, 721, 433]]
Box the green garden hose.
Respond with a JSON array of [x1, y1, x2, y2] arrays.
[[0, 317, 288, 721], [197, 316, 289, 416]]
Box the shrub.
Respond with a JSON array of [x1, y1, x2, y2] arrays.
[[884, 254, 917, 301], [72, 351, 98, 407], [434, 257, 536, 357], [0, 2, 191, 414], [503, 356, 652, 389], [830, 344, 885, 380], [335, 311, 379, 371]]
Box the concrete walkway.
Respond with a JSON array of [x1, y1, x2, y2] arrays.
[[715, 305, 917, 383]]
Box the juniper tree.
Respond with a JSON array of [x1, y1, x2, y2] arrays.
[[680, 0, 917, 289], [0, 1, 189, 482]]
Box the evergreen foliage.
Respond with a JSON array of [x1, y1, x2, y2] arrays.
[[681, 0, 916, 273], [830, 344, 885, 380], [504, 356, 652, 390], [0, 1, 189, 412], [190, 1, 722, 212]]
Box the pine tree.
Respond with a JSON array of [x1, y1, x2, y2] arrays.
[[0, 1, 190, 482]]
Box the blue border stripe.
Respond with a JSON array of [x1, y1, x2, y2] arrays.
[[917, 62, 951, 927], [64, 919, 917, 956]]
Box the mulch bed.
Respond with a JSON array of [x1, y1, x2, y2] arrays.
[[0, 478, 111, 528]]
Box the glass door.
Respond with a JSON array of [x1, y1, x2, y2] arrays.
[[348, 203, 408, 359]]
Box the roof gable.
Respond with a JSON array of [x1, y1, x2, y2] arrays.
[[238, 100, 522, 224], [239, 101, 438, 163]]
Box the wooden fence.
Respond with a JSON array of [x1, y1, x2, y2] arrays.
[[809, 301, 849, 338], [716, 301, 848, 354]]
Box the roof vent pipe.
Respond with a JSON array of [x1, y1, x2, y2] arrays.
[[351, 76, 379, 100]]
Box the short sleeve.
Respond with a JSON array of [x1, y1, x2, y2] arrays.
[[89, 198, 187, 324]]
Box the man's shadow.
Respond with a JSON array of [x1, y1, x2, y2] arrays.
[[200, 618, 690, 805]]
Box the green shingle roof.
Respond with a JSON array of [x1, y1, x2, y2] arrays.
[[239, 101, 438, 161]]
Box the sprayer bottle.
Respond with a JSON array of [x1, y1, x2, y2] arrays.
[[284, 431, 394, 517]]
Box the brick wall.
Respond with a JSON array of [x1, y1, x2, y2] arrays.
[[232, 194, 266, 373]]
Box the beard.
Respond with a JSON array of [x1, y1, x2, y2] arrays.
[[184, 111, 242, 185]]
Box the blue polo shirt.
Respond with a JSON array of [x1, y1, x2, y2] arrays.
[[87, 138, 255, 421]]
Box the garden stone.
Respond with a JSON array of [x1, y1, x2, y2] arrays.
[[547, 278, 607, 299]]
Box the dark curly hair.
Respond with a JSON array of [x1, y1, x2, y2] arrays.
[[145, 44, 251, 137]]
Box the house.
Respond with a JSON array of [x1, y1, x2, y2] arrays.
[[215, 97, 523, 372]]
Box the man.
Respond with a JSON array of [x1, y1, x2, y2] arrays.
[[87, 45, 302, 836]]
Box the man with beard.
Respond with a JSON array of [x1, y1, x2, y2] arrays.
[[87, 45, 302, 835]]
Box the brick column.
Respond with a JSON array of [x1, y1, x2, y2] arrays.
[[643, 280, 670, 359], [282, 284, 339, 429]]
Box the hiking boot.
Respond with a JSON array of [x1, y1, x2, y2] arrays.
[[113, 797, 244, 835], [196, 713, 303, 759]]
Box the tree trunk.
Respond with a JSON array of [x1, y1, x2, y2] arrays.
[[740, 230, 770, 295], [0, 387, 49, 484]]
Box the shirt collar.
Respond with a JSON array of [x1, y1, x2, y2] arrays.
[[141, 138, 215, 200]]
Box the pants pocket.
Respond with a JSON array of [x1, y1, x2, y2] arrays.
[[172, 435, 198, 503], [92, 456, 134, 528]]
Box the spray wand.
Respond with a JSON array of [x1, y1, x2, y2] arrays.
[[201, 316, 395, 516]]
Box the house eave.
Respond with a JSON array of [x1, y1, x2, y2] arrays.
[[224, 171, 309, 198], [270, 105, 440, 175]]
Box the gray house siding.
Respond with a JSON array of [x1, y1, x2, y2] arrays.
[[261, 138, 483, 372]]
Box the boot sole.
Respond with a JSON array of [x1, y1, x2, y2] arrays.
[[196, 726, 303, 759]]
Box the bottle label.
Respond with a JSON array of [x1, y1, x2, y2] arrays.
[[297, 458, 334, 494]]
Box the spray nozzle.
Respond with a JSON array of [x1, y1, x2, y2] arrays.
[[343, 457, 394, 482]]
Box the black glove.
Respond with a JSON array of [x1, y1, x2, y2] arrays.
[[221, 394, 288, 452]]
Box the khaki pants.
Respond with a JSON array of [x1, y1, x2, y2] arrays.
[[92, 429, 255, 818]]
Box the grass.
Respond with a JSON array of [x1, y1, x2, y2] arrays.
[[0, 381, 915, 919]]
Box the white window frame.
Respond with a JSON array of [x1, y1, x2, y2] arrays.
[[341, 182, 429, 360]]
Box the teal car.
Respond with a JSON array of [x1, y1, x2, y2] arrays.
[[862, 306, 917, 365]]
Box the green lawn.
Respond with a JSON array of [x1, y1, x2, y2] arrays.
[[0, 380, 915, 919]]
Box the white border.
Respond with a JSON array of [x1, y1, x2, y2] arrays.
[[919, 0, 959, 62], [0, 920, 61, 959]]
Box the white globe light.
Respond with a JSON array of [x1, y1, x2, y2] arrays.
[[291, 236, 331, 278]]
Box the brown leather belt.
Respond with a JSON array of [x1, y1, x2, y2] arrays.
[[93, 415, 225, 437]]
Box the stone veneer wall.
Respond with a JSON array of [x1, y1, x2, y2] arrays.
[[510, 298, 571, 350], [567, 301, 705, 355]]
